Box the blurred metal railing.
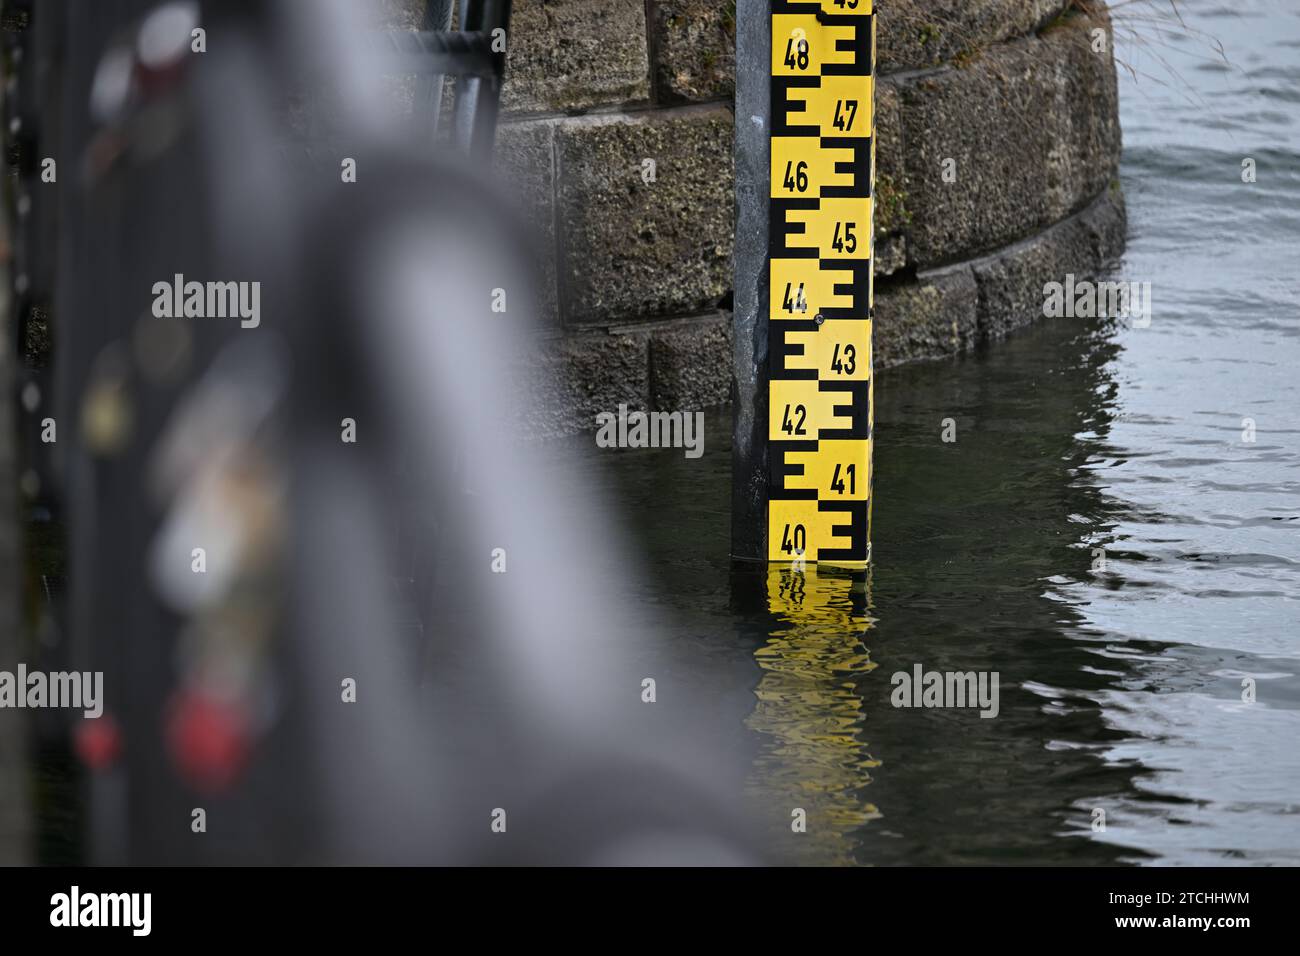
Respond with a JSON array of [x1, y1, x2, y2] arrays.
[[376, 0, 512, 157], [1, 0, 519, 863]]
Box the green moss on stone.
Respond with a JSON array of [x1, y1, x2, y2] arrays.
[[875, 172, 912, 232]]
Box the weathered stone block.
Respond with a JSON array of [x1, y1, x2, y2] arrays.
[[973, 185, 1126, 339], [522, 331, 650, 439], [502, 0, 651, 114], [1082, 179, 1128, 262], [650, 313, 733, 411], [495, 120, 560, 326], [873, 79, 908, 275], [877, 0, 1069, 74], [873, 266, 980, 368], [898, 11, 1120, 269], [874, 79, 904, 203], [874, 235, 908, 278], [650, 0, 737, 103], [556, 107, 734, 326]]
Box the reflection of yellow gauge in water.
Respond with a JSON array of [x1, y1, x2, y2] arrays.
[[747, 565, 880, 863], [767, 0, 875, 567]]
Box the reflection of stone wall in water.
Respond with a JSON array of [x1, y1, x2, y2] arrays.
[[379, 0, 1127, 437]]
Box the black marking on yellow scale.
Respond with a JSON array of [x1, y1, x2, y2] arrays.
[[771, 77, 825, 137], [816, 260, 871, 318], [815, 499, 870, 562], [814, 18, 872, 76], [815, 379, 870, 439], [770, 439, 822, 500], [818, 138, 872, 199], [769, 197, 823, 258], [769, 318, 823, 379]]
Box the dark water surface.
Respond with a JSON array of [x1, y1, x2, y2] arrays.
[[581, 2, 1300, 865]]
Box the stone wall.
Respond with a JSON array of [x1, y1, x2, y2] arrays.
[[384, 0, 1126, 436]]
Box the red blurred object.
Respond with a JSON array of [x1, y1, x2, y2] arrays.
[[74, 714, 123, 770], [133, 54, 187, 99], [166, 690, 252, 793]]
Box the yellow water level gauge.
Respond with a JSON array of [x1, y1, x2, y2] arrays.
[[765, 0, 874, 567]]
